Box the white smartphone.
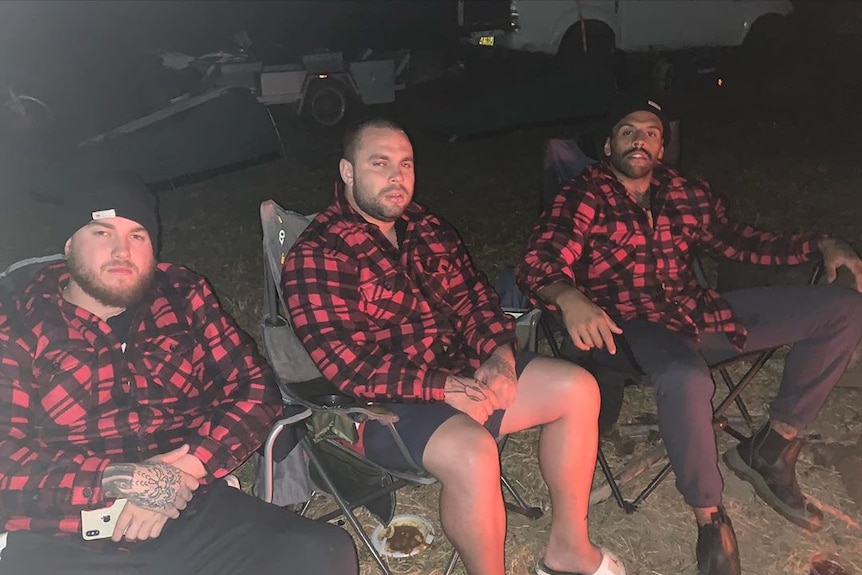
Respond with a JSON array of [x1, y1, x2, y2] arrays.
[[81, 498, 128, 540]]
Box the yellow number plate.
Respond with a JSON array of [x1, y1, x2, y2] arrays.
[[478, 36, 495, 47]]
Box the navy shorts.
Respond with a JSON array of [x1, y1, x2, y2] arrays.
[[361, 352, 537, 470]]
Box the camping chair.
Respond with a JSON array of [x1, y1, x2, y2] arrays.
[[539, 137, 824, 513], [258, 200, 543, 575]]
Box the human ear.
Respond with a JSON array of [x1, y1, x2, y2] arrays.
[[338, 158, 354, 186]]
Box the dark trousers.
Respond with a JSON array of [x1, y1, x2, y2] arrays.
[[616, 284, 862, 508], [1, 481, 358, 575]]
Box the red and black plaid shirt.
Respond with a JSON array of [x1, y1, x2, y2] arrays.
[[0, 261, 282, 535], [517, 162, 821, 349], [283, 191, 517, 402]]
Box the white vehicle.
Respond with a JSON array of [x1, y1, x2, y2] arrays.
[[458, 0, 794, 61]]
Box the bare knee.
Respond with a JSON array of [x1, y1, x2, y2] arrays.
[[423, 420, 500, 488], [558, 362, 600, 418]]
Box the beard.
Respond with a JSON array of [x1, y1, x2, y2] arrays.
[[66, 250, 155, 309], [352, 174, 410, 223], [610, 147, 657, 180]]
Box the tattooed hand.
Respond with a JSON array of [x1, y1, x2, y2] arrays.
[[443, 374, 496, 424], [102, 445, 200, 519], [474, 346, 518, 410]]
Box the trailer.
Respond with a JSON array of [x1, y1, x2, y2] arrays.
[[213, 50, 409, 128]]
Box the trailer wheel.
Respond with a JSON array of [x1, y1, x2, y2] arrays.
[[304, 79, 350, 128]]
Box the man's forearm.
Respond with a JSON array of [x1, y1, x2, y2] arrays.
[[537, 282, 584, 308]]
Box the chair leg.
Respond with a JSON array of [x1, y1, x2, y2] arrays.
[[444, 549, 460, 575], [713, 348, 778, 439], [631, 461, 673, 508], [301, 436, 392, 575], [501, 474, 544, 519], [596, 446, 637, 513], [539, 314, 562, 358], [717, 367, 754, 427]]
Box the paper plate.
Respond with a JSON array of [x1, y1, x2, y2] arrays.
[[371, 514, 435, 558]]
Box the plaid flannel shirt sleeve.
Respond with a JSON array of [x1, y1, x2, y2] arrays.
[[284, 243, 449, 402], [698, 182, 821, 265], [517, 184, 595, 309], [0, 326, 109, 522], [182, 277, 283, 480], [433, 224, 517, 360]]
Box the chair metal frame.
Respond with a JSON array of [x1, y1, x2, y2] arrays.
[[538, 259, 824, 512], [258, 200, 543, 575]]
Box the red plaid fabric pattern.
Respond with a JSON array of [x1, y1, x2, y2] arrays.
[[0, 262, 282, 534], [518, 162, 821, 349], [283, 191, 518, 401]]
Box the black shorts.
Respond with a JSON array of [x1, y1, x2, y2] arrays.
[[361, 352, 537, 470]]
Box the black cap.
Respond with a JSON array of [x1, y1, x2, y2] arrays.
[[605, 95, 670, 144], [61, 171, 159, 252]]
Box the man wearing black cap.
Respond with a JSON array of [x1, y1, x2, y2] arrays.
[[0, 172, 358, 574], [517, 96, 862, 574]]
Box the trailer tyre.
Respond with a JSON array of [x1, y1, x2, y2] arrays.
[[304, 79, 350, 128]]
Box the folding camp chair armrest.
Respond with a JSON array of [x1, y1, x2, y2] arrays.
[[809, 259, 825, 284], [261, 407, 313, 503], [344, 404, 400, 425]]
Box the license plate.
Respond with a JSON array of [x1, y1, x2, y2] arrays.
[[478, 36, 495, 47]]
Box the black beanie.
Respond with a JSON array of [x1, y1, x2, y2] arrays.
[[605, 95, 670, 145], [62, 171, 159, 252]]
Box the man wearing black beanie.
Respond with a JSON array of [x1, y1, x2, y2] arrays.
[[0, 172, 358, 574], [518, 96, 862, 575]]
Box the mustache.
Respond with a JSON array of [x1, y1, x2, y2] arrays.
[[381, 184, 408, 194], [624, 147, 652, 160], [102, 261, 138, 272]]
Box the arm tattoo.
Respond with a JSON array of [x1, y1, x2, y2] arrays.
[[447, 376, 489, 402], [102, 462, 183, 510], [478, 353, 516, 384]]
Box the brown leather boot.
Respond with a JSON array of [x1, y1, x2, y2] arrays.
[[696, 506, 741, 575], [723, 422, 823, 531]]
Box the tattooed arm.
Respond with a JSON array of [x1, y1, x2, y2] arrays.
[[443, 374, 497, 424]]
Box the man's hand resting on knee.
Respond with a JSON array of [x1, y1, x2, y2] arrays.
[[101, 444, 205, 541], [444, 374, 497, 424], [539, 283, 622, 354], [818, 237, 862, 292], [474, 345, 518, 410]]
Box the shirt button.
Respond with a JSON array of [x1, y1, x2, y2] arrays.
[[83, 488, 93, 498], [52, 362, 61, 370], [32, 494, 40, 501], [218, 463, 227, 469]]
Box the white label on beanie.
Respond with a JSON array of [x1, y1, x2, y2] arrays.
[[92, 209, 117, 220]]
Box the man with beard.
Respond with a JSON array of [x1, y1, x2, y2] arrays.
[[0, 172, 358, 575], [283, 119, 628, 575], [516, 96, 862, 575]]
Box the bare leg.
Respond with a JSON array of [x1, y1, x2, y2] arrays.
[[423, 415, 507, 575], [500, 357, 603, 574]]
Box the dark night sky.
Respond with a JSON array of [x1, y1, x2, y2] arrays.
[[1, 1, 459, 62]]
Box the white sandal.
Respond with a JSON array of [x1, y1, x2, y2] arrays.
[[536, 549, 627, 575]]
